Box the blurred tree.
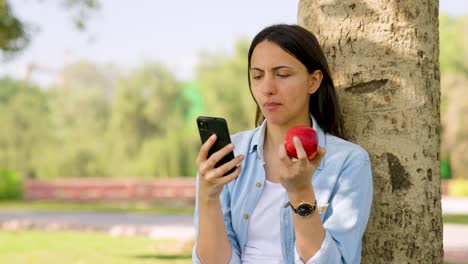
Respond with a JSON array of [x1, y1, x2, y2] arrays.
[[195, 40, 257, 133], [34, 61, 115, 178], [439, 14, 468, 75], [136, 116, 199, 177], [439, 15, 468, 179], [0, 0, 29, 58], [107, 63, 197, 177], [0, 0, 100, 60], [60, 0, 101, 30], [0, 78, 50, 178], [181, 82, 204, 122], [441, 73, 468, 180], [0, 38, 276, 179]]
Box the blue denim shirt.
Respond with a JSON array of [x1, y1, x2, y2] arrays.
[[193, 116, 373, 264]]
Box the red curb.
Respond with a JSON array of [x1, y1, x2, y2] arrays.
[[24, 178, 196, 202], [445, 249, 468, 264]]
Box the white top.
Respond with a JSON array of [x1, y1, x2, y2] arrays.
[[241, 180, 286, 264]]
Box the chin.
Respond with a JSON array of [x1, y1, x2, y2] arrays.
[[263, 114, 288, 126]]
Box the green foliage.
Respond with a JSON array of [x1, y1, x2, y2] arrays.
[[439, 15, 468, 115], [0, 60, 205, 178], [33, 62, 112, 178], [0, 78, 49, 178], [105, 63, 199, 177], [442, 214, 468, 225], [439, 14, 468, 74], [440, 159, 452, 179], [439, 15, 468, 180], [0, 13, 464, 179], [0, 0, 29, 59], [449, 179, 468, 197], [0, 169, 22, 200], [0, 39, 266, 179], [61, 0, 101, 30], [195, 40, 257, 133], [0, 0, 99, 59]]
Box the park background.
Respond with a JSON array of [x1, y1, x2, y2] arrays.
[[0, 0, 467, 263]]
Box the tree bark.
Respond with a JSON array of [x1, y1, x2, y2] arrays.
[[298, 0, 443, 263]]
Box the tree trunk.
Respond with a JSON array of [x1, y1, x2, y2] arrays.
[[298, 1, 443, 263]]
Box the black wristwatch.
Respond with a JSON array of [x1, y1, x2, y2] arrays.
[[284, 200, 317, 218]]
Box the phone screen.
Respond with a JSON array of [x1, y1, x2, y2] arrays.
[[197, 116, 236, 175]]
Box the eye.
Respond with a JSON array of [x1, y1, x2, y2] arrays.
[[252, 75, 263, 80], [277, 74, 290, 78]]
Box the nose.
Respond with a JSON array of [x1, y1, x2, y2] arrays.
[[259, 74, 277, 95]]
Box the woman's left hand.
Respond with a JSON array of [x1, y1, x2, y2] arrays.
[[278, 136, 326, 194]]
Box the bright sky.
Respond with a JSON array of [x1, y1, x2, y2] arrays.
[[1, 0, 466, 86]]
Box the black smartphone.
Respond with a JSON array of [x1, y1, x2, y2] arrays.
[[196, 116, 236, 176]]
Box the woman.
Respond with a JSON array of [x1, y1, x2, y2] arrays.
[[192, 24, 373, 264]]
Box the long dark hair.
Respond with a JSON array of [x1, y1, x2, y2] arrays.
[[247, 24, 345, 139]]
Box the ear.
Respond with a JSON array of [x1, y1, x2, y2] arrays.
[[308, 70, 323, 94]]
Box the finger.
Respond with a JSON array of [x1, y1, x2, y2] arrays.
[[201, 143, 235, 175], [204, 169, 220, 183], [215, 154, 244, 176], [310, 147, 326, 167], [196, 134, 217, 165], [278, 143, 293, 165], [293, 136, 308, 161], [207, 163, 240, 184], [199, 161, 215, 178], [217, 165, 242, 185], [207, 143, 235, 168]]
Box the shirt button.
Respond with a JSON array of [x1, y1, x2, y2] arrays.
[[256, 182, 262, 188], [243, 213, 249, 219]]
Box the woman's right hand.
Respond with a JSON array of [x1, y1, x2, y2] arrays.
[[196, 134, 244, 201]]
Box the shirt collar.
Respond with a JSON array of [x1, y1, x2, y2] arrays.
[[249, 115, 327, 169], [249, 118, 267, 157]]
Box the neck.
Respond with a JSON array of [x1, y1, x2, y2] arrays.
[[264, 124, 286, 153], [264, 117, 313, 152]]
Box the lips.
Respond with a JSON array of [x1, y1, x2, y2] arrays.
[[263, 102, 281, 110]]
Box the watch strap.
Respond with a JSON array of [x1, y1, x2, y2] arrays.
[[283, 199, 317, 214]]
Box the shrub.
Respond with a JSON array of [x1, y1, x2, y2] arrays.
[[449, 179, 468, 197], [440, 159, 452, 180], [0, 169, 23, 200]]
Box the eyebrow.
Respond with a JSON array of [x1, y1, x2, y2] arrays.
[[249, 65, 294, 72]]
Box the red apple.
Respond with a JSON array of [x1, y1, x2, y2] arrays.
[[285, 126, 318, 159]]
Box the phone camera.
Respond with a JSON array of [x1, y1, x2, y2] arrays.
[[199, 121, 208, 129]]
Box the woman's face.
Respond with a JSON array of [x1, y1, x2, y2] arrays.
[[250, 40, 320, 128]]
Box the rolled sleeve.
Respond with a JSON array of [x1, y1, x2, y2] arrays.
[[295, 152, 373, 264], [294, 230, 341, 264], [192, 243, 241, 264]]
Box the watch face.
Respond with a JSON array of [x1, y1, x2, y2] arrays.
[[296, 203, 315, 217]]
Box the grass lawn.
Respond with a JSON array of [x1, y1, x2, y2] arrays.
[[443, 214, 468, 225], [0, 200, 194, 215], [0, 229, 460, 264], [0, 230, 193, 264]]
